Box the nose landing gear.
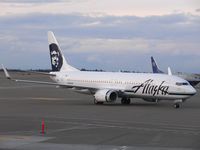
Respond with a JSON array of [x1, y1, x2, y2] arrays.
[[174, 103, 180, 108], [173, 99, 183, 109]]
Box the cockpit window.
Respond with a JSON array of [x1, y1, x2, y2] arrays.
[[176, 82, 189, 86]]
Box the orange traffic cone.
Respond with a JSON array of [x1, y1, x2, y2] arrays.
[[41, 119, 46, 134]]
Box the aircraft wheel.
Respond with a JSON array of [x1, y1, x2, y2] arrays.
[[126, 98, 131, 104], [174, 103, 180, 109], [121, 97, 131, 105], [121, 97, 126, 104]]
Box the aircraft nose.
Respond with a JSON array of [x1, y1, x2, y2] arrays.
[[188, 86, 196, 96]]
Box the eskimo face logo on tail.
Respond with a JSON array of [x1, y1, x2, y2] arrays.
[[51, 51, 59, 67], [49, 43, 63, 71], [131, 79, 169, 96]]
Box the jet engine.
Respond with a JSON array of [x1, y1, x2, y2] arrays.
[[94, 89, 118, 102]]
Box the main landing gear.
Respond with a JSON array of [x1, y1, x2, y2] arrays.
[[121, 97, 131, 105]]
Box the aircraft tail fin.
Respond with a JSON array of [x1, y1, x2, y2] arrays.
[[48, 31, 79, 72], [151, 56, 164, 74], [167, 67, 172, 76]]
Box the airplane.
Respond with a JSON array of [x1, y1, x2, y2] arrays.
[[151, 56, 200, 86], [2, 31, 197, 108]]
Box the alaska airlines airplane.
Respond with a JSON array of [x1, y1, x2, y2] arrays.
[[2, 31, 196, 108], [151, 56, 200, 86]]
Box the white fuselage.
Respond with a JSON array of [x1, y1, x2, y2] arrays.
[[50, 71, 196, 101]]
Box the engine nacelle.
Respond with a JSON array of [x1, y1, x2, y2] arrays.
[[94, 89, 118, 102], [143, 98, 158, 102]]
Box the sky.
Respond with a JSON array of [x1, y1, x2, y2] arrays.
[[0, 0, 200, 73]]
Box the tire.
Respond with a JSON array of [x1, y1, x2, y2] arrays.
[[174, 103, 180, 109], [121, 97, 131, 105], [121, 97, 126, 104], [126, 98, 131, 104]]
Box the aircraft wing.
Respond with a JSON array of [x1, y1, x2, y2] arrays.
[[2, 64, 61, 85], [2, 65, 97, 92], [25, 71, 56, 76]]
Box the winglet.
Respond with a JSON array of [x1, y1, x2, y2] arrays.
[[167, 67, 172, 76], [2, 64, 11, 79]]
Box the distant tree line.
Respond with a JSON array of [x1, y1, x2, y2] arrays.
[[0, 69, 51, 72], [0, 68, 152, 73], [1, 69, 199, 76]]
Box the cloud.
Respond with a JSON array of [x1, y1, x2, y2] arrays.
[[0, 0, 66, 3], [0, 0, 89, 16], [78, 38, 199, 55], [3, 12, 198, 40], [80, 21, 102, 27], [0, 0, 199, 17], [0, 13, 199, 72]]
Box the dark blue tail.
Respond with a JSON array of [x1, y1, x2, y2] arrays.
[[151, 56, 164, 74]]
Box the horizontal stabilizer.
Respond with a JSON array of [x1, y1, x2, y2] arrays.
[[26, 71, 56, 76]]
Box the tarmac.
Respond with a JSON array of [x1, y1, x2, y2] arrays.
[[0, 71, 200, 150]]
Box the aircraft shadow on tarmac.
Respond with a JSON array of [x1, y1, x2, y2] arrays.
[[71, 99, 200, 109]]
